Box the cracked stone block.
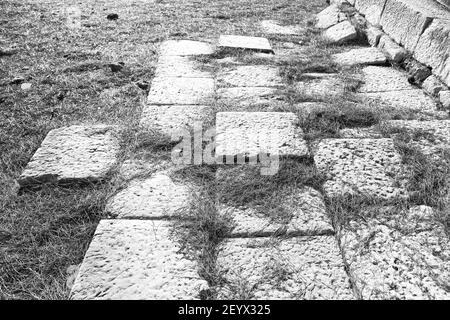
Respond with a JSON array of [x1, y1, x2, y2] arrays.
[[440, 91, 450, 109], [315, 138, 407, 200], [260, 20, 301, 35], [106, 173, 191, 219], [217, 87, 286, 110], [140, 105, 212, 136], [367, 26, 384, 47], [323, 20, 358, 44], [385, 120, 450, 160], [358, 66, 414, 93], [217, 65, 283, 88], [339, 215, 450, 299], [216, 166, 334, 237], [147, 77, 215, 105], [315, 4, 347, 29], [380, 0, 450, 52], [159, 40, 214, 56], [154, 55, 212, 78], [18, 125, 119, 188], [414, 19, 450, 87], [378, 35, 407, 63], [215, 112, 309, 160], [216, 237, 354, 300], [70, 220, 208, 300], [332, 47, 387, 66], [422, 75, 447, 96], [217, 35, 274, 53], [359, 90, 444, 118]]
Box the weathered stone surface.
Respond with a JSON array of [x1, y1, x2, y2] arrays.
[[323, 21, 358, 44], [154, 55, 212, 78], [18, 125, 119, 187], [140, 105, 211, 136], [358, 66, 414, 92], [414, 19, 450, 87], [106, 173, 191, 219], [315, 4, 347, 29], [315, 138, 407, 200], [217, 35, 274, 53], [70, 220, 208, 299], [422, 75, 447, 96], [339, 127, 383, 139], [332, 47, 387, 66], [340, 215, 450, 299], [366, 26, 384, 46], [216, 237, 354, 299], [217, 66, 283, 88], [216, 166, 333, 237], [380, 0, 450, 52], [385, 120, 450, 159], [260, 20, 301, 35], [440, 90, 450, 109], [354, 0, 386, 21], [359, 90, 444, 118], [216, 87, 286, 110], [159, 40, 214, 56], [147, 77, 215, 105], [215, 112, 309, 159], [377, 35, 407, 63], [295, 73, 346, 97]]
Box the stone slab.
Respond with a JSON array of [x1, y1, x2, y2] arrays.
[[340, 216, 450, 299], [216, 87, 286, 110], [154, 55, 212, 78], [323, 20, 358, 44], [315, 138, 407, 200], [159, 40, 214, 56], [414, 19, 450, 87], [332, 47, 387, 66], [216, 237, 354, 299], [147, 77, 215, 105], [380, 0, 450, 52], [216, 166, 334, 237], [215, 112, 309, 159], [315, 4, 347, 29], [295, 73, 346, 97], [18, 125, 119, 187], [217, 65, 283, 88], [70, 220, 208, 299], [260, 20, 301, 35], [217, 35, 274, 53], [106, 173, 191, 219], [140, 105, 211, 136], [358, 66, 414, 92]]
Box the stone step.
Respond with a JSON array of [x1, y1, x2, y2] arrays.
[[18, 125, 120, 188], [217, 35, 274, 54], [216, 236, 354, 299], [315, 138, 407, 200], [70, 220, 208, 299]]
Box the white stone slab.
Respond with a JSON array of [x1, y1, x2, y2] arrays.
[[332, 47, 387, 66], [147, 77, 215, 105], [358, 66, 415, 92], [217, 65, 283, 88], [154, 55, 212, 78], [216, 237, 354, 299], [215, 112, 309, 159], [18, 125, 119, 187], [218, 35, 274, 53], [70, 220, 208, 299], [217, 87, 286, 109], [159, 40, 214, 56], [323, 20, 357, 44]]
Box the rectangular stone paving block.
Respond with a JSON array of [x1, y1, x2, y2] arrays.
[[215, 112, 309, 160], [159, 40, 214, 56], [217, 35, 274, 53], [217, 87, 286, 110], [216, 166, 334, 237], [414, 19, 450, 87], [140, 105, 212, 136], [18, 125, 119, 188], [106, 173, 191, 219], [147, 77, 215, 105], [70, 219, 208, 300], [358, 66, 414, 92], [315, 138, 407, 200], [217, 65, 283, 88], [332, 47, 387, 66], [154, 55, 213, 78], [216, 237, 354, 299]]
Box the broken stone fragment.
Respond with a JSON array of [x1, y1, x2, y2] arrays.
[[439, 90, 450, 109], [323, 20, 358, 44], [378, 35, 407, 63], [422, 75, 447, 96], [315, 4, 347, 29], [366, 25, 384, 47]]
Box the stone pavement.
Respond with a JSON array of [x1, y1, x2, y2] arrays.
[[18, 0, 450, 300]]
